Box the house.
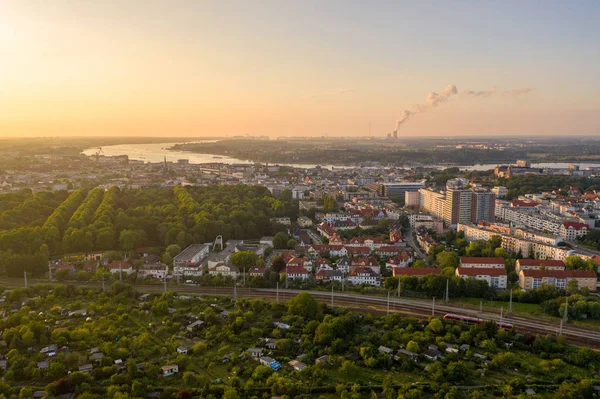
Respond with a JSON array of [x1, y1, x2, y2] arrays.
[[378, 346, 393, 356], [348, 266, 380, 287], [336, 257, 351, 274], [208, 263, 239, 279], [515, 259, 566, 273], [247, 348, 264, 358], [78, 364, 94, 373], [519, 269, 597, 291], [395, 349, 419, 361], [108, 261, 133, 275], [264, 338, 277, 350], [161, 364, 179, 376], [317, 222, 336, 238], [392, 267, 441, 278], [0, 360, 6, 370], [375, 246, 405, 258], [288, 360, 307, 371], [286, 266, 310, 280], [177, 346, 188, 355], [459, 257, 505, 268], [259, 356, 281, 370], [315, 269, 343, 282], [90, 352, 104, 362], [315, 355, 330, 365], [423, 349, 442, 361], [316, 258, 332, 270], [386, 252, 413, 268], [41, 344, 58, 357], [37, 361, 49, 369], [455, 267, 508, 289], [287, 257, 314, 271], [137, 262, 168, 279], [297, 216, 313, 228], [248, 267, 266, 277]]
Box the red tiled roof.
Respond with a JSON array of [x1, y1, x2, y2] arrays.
[[521, 269, 597, 279], [285, 266, 309, 275], [561, 222, 589, 230], [460, 257, 505, 265], [349, 266, 378, 277], [517, 259, 565, 267], [510, 200, 537, 208], [457, 267, 507, 277]]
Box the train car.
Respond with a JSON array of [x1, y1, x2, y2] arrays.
[[443, 313, 483, 325], [497, 321, 513, 331]]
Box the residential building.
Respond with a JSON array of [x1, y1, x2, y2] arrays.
[[559, 222, 590, 240], [297, 216, 313, 228], [492, 186, 508, 199], [519, 269, 597, 291], [385, 252, 414, 268], [444, 184, 473, 226], [348, 266, 380, 286], [286, 266, 310, 280], [455, 267, 507, 289], [459, 257, 505, 269], [248, 267, 266, 277], [315, 269, 343, 282], [137, 262, 168, 279], [208, 263, 239, 279], [405, 191, 421, 207], [515, 259, 565, 273], [471, 191, 496, 222], [108, 261, 133, 275]]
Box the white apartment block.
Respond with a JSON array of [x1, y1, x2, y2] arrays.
[[457, 224, 573, 261], [455, 267, 507, 289]]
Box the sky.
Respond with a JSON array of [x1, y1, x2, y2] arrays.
[[0, 0, 599, 138]]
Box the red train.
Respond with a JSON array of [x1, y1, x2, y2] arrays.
[[443, 313, 513, 331]]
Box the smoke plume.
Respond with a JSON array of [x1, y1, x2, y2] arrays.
[[394, 84, 534, 129]]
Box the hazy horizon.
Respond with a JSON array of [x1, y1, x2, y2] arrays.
[[1, 1, 599, 138]]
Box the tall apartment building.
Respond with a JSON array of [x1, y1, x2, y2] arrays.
[[418, 189, 445, 219], [471, 191, 496, 223], [368, 181, 425, 202], [444, 187, 472, 226]]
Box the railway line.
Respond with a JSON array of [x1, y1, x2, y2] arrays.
[[3, 279, 600, 347]]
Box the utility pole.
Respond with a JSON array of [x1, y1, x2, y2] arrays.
[[500, 306, 504, 328], [24, 271, 28, 288], [243, 270, 246, 287], [509, 289, 513, 313], [432, 297, 435, 316], [48, 262, 52, 281], [397, 278, 401, 298], [276, 282, 279, 304], [559, 319, 563, 336], [234, 283, 237, 301], [331, 286, 334, 309], [479, 300, 483, 313], [387, 291, 390, 315], [119, 263, 122, 282], [163, 274, 167, 293], [445, 279, 449, 303]]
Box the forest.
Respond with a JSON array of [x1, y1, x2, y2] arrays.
[[0, 185, 297, 277], [0, 285, 598, 399]]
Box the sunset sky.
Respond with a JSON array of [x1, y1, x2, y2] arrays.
[[1, 1, 599, 138]]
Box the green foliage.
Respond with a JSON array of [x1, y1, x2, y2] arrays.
[[230, 251, 259, 272], [286, 292, 319, 320]]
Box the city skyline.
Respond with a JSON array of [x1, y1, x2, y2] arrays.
[[1, 1, 599, 137]]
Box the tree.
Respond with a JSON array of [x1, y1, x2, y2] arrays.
[[436, 251, 459, 269], [273, 232, 290, 249], [428, 318, 444, 334], [230, 251, 259, 272], [166, 244, 182, 258], [412, 260, 428, 268], [406, 341, 420, 353], [287, 292, 318, 320], [119, 229, 146, 251], [272, 255, 286, 273]]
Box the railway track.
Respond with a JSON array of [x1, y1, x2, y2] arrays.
[[4, 280, 600, 347]]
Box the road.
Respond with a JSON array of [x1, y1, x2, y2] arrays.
[[4, 277, 600, 347], [406, 228, 427, 260]]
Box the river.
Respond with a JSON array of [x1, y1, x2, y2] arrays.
[[83, 142, 600, 171], [82, 141, 354, 170]]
